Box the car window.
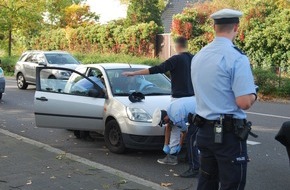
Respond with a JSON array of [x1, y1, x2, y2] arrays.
[[44, 53, 79, 65], [39, 68, 105, 98], [106, 68, 171, 96], [19, 53, 28, 61], [24, 53, 35, 62], [88, 68, 106, 87], [35, 54, 45, 64]]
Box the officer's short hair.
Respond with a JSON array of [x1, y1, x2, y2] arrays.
[[174, 36, 187, 48], [214, 23, 237, 33]]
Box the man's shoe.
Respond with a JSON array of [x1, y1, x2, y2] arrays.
[[179, 168, 199, 178], [157, 155, 178, 165]]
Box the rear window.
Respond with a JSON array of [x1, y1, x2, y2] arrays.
[[19, 53, 29, 61]]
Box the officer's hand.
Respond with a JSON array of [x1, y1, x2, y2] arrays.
[[170, 144, 182, 154], [176, 144, 182, 153], [122, 72, 135, 77], [163, 145, 170, 154]]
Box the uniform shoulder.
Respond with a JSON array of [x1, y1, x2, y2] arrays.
[[233, 46, 246, 55]]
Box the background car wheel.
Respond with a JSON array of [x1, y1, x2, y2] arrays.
[[104, 120, 126, 154], [17, 73, 28, 89], [0, 93, 2, 100], [48, 75, 56, 79]]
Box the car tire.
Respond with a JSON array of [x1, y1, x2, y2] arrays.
[[0, 93, 2, 100], [17, 73, 28, 89], [73, 130, 81, 139], [104, 120, 126, 154]]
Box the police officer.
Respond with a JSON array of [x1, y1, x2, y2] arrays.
[[152, 97, 200, 172], [191, 9, 257, 190]]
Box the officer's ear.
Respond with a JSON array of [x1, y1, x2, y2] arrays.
[[233, 24, 239, 33]]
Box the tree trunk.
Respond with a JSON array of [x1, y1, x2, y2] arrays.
[[8, 29, 12, 57]]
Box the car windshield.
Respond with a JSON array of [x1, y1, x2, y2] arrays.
[[106, 68, 171, 96], [45, 53, 79, 65]]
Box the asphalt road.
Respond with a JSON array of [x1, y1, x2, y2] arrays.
[[1, 78, 290, 190]]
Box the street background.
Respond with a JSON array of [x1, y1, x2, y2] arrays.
[[0, 78, 289, 190]]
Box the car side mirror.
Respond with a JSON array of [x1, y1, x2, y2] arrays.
[[38, 62, 47, 66], [88, 89, 100, 98]]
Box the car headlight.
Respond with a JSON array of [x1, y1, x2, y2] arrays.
[[126, 107, 152, 123], [59, 71, 70, 77], [0, 68, 4, 78]]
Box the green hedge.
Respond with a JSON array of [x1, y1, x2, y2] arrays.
[[0, 55, 19, 75], [29, 21, 162, 57], [0, 53, 161, 74], [254, 68, 290, 97], [74, 53, 161, 66]]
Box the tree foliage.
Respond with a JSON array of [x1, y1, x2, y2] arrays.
[[0, 0, 45, 56], [62, 4, 99, 28], [171, 0, 290, 70], [125, 0, 163, 27], [239, 0, 290, 69], [45, 0, 98, 28]]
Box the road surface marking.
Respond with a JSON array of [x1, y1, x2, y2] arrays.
[[246, 111, 290, 120], [247, 140, 261, 145], [5, 85, 18, 88], [0, 128, 169, 190]]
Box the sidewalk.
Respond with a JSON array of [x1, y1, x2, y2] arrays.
[[0, 129, 167, 190]]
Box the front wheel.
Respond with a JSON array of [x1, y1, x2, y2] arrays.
[[17, 73, 28, 89], [104, 120, 126, 154]]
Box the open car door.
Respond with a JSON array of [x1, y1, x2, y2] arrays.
[[34, 67, 105, 131]]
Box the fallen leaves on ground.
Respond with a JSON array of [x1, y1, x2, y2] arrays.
[[56, 153, 66, 160], [118, 179, 127, 184], [161, 182, 173, 187]]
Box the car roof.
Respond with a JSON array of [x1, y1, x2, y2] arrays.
[[79, 63, 150, 69]]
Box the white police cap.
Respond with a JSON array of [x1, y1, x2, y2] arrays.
[[152, 108, 167, 127], [210, 9, 243, 24]]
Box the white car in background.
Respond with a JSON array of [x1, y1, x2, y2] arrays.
[[34, 63, 171, 153], [0, 59, 5, 100]]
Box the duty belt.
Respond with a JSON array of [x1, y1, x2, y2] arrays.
[[192, 114, 246, 132], [187, 113, 258, 139]]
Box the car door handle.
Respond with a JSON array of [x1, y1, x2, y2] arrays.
[[36, 97, 48, 101]]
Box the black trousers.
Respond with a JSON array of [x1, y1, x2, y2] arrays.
[[196, 124, 248, 190], [186, 124, 200, 170]]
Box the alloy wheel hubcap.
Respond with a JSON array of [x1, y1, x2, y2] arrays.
[[18, 76, 24, 87]]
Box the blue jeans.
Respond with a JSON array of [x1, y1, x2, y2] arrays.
[[186, 124, 200, 170]]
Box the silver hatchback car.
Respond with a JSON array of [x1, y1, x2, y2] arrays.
[[34, 63, 171, 153], [14, 50, 80, 89]]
